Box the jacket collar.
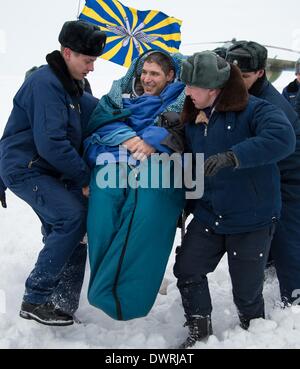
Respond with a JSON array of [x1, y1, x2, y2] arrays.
[[248, 72, 268, 97], [286, 78, 300, 93], [46, 50, 83, 98], [215, 64, 249, 112]]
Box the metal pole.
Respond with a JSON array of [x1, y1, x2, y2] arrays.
[[77, 0, 82, 19]]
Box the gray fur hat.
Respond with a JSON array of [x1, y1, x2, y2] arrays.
[[180, 51, 231, 89], [59, 20, 106, 57]]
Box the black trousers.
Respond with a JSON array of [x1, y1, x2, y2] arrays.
[[174, 218, 275, 321]]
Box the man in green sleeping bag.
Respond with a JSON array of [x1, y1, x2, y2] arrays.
[[83, 50, 187, 320]]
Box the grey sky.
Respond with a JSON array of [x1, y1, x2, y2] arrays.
[[0, 0, 299, 99]]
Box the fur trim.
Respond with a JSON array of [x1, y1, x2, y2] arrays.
[[215, 64, 249, 112], [180, 64, 249, 124], [286, 79, 299, 93], [46, 51, 83, 97], [248, 72, 267, 97]]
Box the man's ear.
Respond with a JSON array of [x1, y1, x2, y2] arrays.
[[62, 47, 72, 61], [257, 69, 265, 78], [167, 69, 175, 82]]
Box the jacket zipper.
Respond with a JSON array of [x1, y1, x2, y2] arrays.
[[28, 156, 40, 168], [203, 108, 215, 137]]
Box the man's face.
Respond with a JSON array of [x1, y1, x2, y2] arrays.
[[140, 61, 174, 96], [185, 85, 218, 109], [296, 73, 300, 83], [64, 48, 97, 80], [240, 70, 264, 90]]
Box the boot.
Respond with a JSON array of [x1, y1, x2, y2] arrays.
[[20, 301, 74, 326], [178, 315, 212, 349], [239, 316, 250, 330], [239, 312, 265, 331]]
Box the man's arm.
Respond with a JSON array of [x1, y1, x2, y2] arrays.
[[282, 87, 290, 102], [231, 100, 296, 169], [141, 126, 172, 154], [30, 79, 90, 187]]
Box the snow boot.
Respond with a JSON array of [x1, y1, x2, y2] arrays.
[[20, 301, 74, 326], [178, 315, 212, 349]]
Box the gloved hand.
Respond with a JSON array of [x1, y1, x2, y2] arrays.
[[204, 151, 237, 177], [0, 191, 7, 208]]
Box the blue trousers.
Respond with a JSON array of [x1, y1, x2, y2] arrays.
[[174, 218, 274, 321], [271, 199, 300, 305], [4, 172, 87, 312]]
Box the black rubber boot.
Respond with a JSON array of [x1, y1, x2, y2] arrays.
[[178, 315, 212, 349], [20, 301, 74, 326]]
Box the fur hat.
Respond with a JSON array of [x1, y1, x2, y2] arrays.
[[59, 20, 106, 57], [180, 51, 231, 89], [226, 41, 267, 72], [295, 58, 300, 75]]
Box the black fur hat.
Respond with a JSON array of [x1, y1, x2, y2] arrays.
[[59, 20, 106, 57], [226, 41, 267, 72]]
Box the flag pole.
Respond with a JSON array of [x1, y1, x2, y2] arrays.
[[77, 0, 83, 19]]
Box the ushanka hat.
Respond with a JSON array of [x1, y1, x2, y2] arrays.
[[181, 51, 231, 89], [226, 41, 267, 72], [59, 20, 106, 57]]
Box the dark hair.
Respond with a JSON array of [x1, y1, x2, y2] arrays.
[[181, 96, 199, 124], [143, 52, 175, 76]]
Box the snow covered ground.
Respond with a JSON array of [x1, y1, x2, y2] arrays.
[[1, 0, 300, 348], [1, 199, 300, 350], [1, 71, 300, 349]]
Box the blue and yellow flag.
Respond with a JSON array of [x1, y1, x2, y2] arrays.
[[79, 0, 182, 67]]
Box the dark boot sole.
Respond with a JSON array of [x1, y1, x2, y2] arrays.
[[20, 310, 74, 327]]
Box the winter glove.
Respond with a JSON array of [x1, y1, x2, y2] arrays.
[[0, 191, 7, 208], [204, 151, 237, 177], [159, 112, 185, 153]]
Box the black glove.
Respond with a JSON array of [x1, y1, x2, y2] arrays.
[[204, 151, 237, 177], [159, 112, 185, 153], [0, 192, 7, 208]]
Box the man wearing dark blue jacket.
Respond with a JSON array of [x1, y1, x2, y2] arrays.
[[174, 51, 295, 349], [226, 41, 300, 308], [296, 88, 300, 119], [282, 58, 300, 114], [0, 20, 106, 326]]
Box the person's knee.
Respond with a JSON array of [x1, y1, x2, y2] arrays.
[[174, 249, 189, 279], [174, 247, 211, 282], [61, 205, 87, 232]]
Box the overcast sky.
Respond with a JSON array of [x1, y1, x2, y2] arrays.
[[0, 0, 299, 103]]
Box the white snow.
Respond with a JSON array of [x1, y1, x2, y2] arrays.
[[1, 0, 300, 350], [1, 189, 300, 349]]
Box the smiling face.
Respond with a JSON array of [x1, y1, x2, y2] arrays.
[[140, 61, 174, 96], [62, 47, 97, 80]]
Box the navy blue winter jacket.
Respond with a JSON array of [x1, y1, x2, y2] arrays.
[[282, 79, 300, 111], [0, 61, 98, 188], [249, 76, 300, 193], [296, 89, 300, 119], [185, 67, 296, 234]]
